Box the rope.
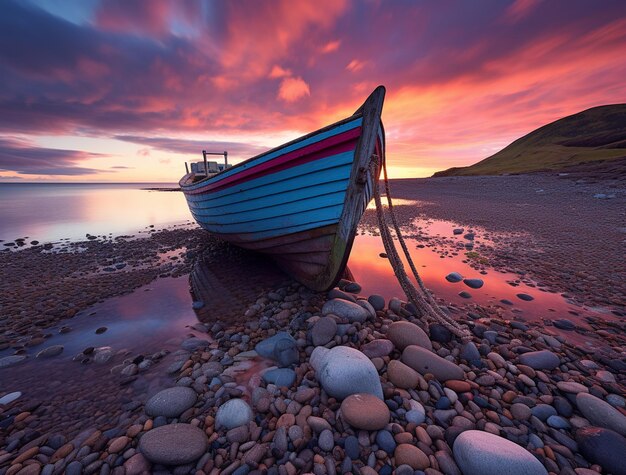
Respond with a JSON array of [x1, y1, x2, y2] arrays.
[[370, 155, 472, 343]]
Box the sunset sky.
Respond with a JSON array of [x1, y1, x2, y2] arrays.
[[1, 0, 626, 182]]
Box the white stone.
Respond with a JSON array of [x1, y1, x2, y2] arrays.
[[215, 399, 253, 429], [453, 430, 547, 475], [311, 346, 383, 400]]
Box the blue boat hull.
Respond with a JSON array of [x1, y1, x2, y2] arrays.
[[180, 87, 386, 290]]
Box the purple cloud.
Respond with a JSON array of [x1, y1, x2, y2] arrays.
[[0, 137, 105, 175]]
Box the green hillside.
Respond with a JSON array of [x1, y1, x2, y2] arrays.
[[433, 104, 626, 177]]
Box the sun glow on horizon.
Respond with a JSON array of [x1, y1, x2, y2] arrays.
[[1, 0, 625, 182]]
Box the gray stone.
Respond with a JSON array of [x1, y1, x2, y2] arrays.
[[463, 278, 484, 289], [387, 321, 433, 351], [215, 399, 253, 429], [518, 350, 560, 370], [139, 423, 207, 465], [375, 430, 396, 454], [460, 342, 481, 363], [576, 427, 626, 475], [531, 404, 557, 421], [553, 319, 576, 330], [65, 461, 83, 475], [368, 294, 385, 311], [445, 272, 463, 283], [262, 368, 296, 387], [577, 393, 626, 436], [145, 387, 197, 418], [516, 293, 534, 301], [322, 299, 369, 323], [310, 346, 383, 400], [181, 338, 209, 351], [311, 317, 337, 346], [453, 430, 548, 475], [0, 355, 27, 368], [547, 415, 570, 429], [402, 345, 464, 381], [36, 345, 64, 358], [405, 407, 426, 424], [318, 429, 334, 451], [93, 347, 113, 364], [255, 332, 298, 366], [273, 337, 299, 367]]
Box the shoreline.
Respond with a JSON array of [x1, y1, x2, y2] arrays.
[[1, 175, 625, 475]]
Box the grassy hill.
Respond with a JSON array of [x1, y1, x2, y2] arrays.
[[433, 104, 626, 177]]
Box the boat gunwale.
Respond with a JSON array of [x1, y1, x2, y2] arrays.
[[179, 113, 364, 190]]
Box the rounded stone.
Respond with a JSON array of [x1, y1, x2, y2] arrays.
[[322, 298, 369, 323], [368, 294, 385, 311], [0, 355, 27, 368], [576, 427, 626, 475], [402, 345, 464, 381], [453, 430, 547, 475], [463, 278, 484, 289], [36, 345, 64, 358], [215, 398, 253, 429], [145, 387, 197, 418], [556, 381, 588, 394], [310, 346, 383, 400], [0, 391, 21, 405], [577, 393, 626, 436], [318, 429, 334, 451], [376, 430, 397, 454], [387, 360, 420, 389], [139, 423, 207, 465], [445, 380, 471, 393], [518, 350, 560, 370], [311, 317, 337, 346], [394, 444, 429, 470], [510, 403, 532, 420], [445, 272, 463, 283], [341, 393, 390, 430], [387, 321, 432, 351]]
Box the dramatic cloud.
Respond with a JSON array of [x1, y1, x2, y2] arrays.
[[115, 135, 265, 158], [1, 0, 625, 180], [0, 137, 105, 175]]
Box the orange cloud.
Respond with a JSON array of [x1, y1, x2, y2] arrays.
[[278, 77, 310, 102]]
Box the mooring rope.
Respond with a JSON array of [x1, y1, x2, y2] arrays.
[[371, 155, 472, 343]]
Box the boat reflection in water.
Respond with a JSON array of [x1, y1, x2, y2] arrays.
[[189, 244, 290, 325]]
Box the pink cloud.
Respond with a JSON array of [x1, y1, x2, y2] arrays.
[[278, 77, 311, 102]]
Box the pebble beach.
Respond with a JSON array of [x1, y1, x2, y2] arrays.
[[1, 176, 625, 475]]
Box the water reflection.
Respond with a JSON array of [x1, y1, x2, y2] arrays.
[[190, 246, 290, 325], [349, 219, 615, 343], [0, 183, 190, 242]]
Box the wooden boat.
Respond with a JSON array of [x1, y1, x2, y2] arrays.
[[180, 86, 385, 291]]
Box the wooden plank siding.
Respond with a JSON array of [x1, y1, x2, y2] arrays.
[[180, 86, 386, 291]]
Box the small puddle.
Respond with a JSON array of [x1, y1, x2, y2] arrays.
[[350, 218, 618, 347]]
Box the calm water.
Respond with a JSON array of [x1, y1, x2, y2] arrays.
[[0, 183, 190, 242]]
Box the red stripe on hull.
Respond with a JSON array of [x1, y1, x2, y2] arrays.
[[187, 127, 361, 195]]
